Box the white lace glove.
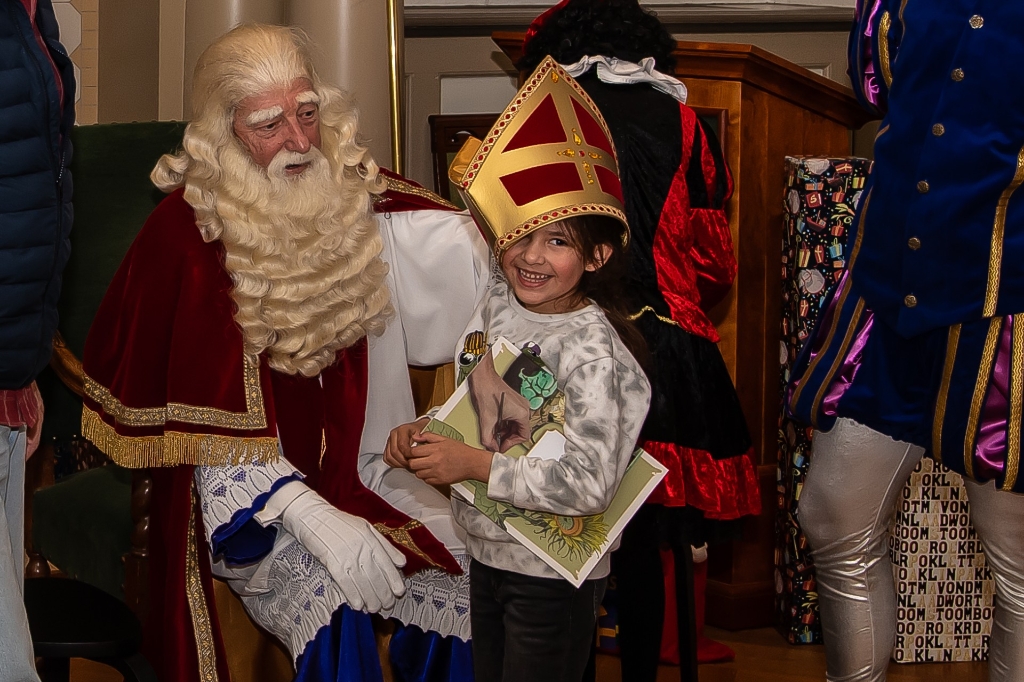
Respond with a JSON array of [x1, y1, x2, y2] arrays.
[[258, 481, 407, 612]]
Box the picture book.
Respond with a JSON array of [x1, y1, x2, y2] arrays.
[[424, 336, 667, 586]]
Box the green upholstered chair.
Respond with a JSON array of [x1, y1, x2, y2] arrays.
[[29, 121, 187, 609]]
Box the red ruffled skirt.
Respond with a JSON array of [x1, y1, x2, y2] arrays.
[[634, 314, 762, 519], [643, 442, 761, 519]]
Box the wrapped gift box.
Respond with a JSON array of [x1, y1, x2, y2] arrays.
[[776, 156, 872, 644], [888, 457, 994, 663]]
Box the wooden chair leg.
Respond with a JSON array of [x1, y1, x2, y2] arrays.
[[24, 440, 54, 579], [123, 469, 152, 621], [26, 549, 52, 579], [373, 614, 396, 682]]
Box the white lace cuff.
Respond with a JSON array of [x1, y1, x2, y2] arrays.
[[195, 454, 302, 547], [380, 553, 472, 642], [231, 535, 472, 662]]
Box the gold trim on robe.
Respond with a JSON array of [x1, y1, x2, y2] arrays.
[[627, 306, 681, 327], [931, 324, 961, 460], [82, 406, 279, 468], [1005, 322, 1024, 491], [187, 486, 220, 682], [983, 146, 1024, 317], [964, 318, 1003, 479], [809, 299, 867, 427], [878, 12, 894, 87], [374, 520, 445, 570], [84, 357, 267, 430], [384, 175, 460, 211]]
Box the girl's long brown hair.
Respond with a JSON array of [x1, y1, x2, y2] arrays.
[[557, 215, 649, 370]]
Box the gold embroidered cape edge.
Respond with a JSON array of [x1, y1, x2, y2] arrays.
[[82, 406, 278, 468]]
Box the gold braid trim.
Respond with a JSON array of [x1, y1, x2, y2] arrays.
[[82, 406, 278, 468], [83, 358, 266, 430], [789, 280, 856, 411], [186, 486, 220, 682], [84, 376, 165, 425], [1005, 320, 1024, 491], [809, 298, 866, 428], [627, 306, 680, 327], [931, 324, 961, 461], [494, 205, 629, 254], [384, 176, 460, 211], [964, 318, 1003, 479], [374, 520, 444, 569], [878, 12, 893, 87], [982, 146, 1024, 317]]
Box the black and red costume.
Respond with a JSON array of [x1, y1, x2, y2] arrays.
[[581, 66, 760, 680], [522, 2, 761, 679]]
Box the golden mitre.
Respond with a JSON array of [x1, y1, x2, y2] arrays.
[[448, 56, 628, 254]]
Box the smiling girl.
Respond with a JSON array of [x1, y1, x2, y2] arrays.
[[383, 58, 652, 682]]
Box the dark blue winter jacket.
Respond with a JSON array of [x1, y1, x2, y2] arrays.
[[0, 0, 75, 389]]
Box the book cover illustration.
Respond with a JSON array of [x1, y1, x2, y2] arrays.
[[425, 336, 667, 586]]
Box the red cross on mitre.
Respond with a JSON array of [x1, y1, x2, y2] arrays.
[[496, 90, 623, 208]]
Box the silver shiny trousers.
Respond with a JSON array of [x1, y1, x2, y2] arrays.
[[801, 418, 1024, 682]]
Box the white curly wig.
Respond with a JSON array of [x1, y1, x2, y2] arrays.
[[152, 24, 393, 377]]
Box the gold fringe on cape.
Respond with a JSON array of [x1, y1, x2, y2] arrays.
[[83, 406, 279, 468]]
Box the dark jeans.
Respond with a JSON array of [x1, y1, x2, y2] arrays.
[[470, 559, 607, 682]]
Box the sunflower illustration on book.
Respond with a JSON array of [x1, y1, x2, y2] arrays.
[[472, 486, 610, 562], [527, 512, 610, 563]]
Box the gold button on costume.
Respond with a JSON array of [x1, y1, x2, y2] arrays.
[[904, 294, 918, 308]]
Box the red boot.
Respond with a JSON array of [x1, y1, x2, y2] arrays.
[[659, 545, 736, 665]]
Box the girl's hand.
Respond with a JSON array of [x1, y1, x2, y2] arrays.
[[383, 417, 430, 469], [406, 431, 494, 486]]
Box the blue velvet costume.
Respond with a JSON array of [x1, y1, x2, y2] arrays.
[[789, 1, 1024, 493]]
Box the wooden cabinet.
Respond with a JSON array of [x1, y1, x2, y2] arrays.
[[493, 33, 874, 628]]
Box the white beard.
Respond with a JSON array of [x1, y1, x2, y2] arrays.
[[210, 142, 393, 377]]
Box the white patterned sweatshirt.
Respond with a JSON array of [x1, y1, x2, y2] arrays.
[[449, 276, 651, 581]]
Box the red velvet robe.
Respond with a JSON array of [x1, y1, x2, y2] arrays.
[[82, 174, 462, 682]]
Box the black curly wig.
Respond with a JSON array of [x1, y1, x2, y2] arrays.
[[519, 0, 676, 74]]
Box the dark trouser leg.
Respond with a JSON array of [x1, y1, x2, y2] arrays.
[[613, 505, 664, 682], [669, 541, 698, 682], [470, 560, 507, 682], [472, 559, 605, 682], [582, 635, 597, 682]]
